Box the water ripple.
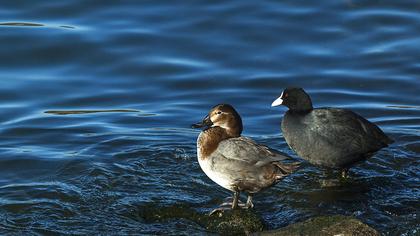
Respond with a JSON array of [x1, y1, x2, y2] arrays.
[[0, 0, 418, 235]]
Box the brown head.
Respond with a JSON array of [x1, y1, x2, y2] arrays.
[[192, 104, 243, 138]]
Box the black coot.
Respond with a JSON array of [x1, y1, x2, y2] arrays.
[[272, 87, 393, 177]]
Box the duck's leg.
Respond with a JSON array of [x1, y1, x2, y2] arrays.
[[245, 194, 254, 209], [231, 190, 239, 209], [209, 190, 241, 216]]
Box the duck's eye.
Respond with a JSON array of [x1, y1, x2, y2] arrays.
[[217, 111, 222, 115]]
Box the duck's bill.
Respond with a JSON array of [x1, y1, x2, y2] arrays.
[[191, 115, 213, 129], [271, 96, 283, 107]]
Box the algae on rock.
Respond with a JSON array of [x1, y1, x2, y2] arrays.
[[256, 215, 379, 236], [139, 204, 265, 235]]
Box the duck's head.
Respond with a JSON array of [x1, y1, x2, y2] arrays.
[[271, 87, 313, 112], [192, 104, 243, 137]]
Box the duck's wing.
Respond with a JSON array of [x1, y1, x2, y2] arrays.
[[309, 108, 393, 154], [216, 136, 292, 166], [210, 136, 299, 192]]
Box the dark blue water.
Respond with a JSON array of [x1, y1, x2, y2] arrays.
[[0, 1, 419, 235]]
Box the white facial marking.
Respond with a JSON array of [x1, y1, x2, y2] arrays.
[[271, 92, 284, 107], [210, 111, 228, 128]]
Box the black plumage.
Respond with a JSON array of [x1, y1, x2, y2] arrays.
[[272, 88, 393, 175]]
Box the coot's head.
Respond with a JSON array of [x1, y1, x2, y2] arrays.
[[271, 88, 313, 112], [192, 104, 243, 137]]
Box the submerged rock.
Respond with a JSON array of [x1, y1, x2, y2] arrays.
[[139, 204, 265, 235], [257, 215, 379, 236], [138, 204, 379, 235]]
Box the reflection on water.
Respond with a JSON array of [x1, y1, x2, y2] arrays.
[[0, 22, 76, 29], [0, 0, 419, 235], [44, 109, 139, 115], [0, 22, 44, 27], [387, 105, 420, 110]]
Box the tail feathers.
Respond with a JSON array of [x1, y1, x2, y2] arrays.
[[273, 161, 300, 180]]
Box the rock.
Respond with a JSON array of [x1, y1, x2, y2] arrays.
[[138, 204, 265, 235], [256, 215, 379, 236], [206, 209, 265, 235], [138, 204, 379, 235]]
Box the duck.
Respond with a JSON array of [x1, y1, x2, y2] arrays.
[[192, 104, 299, 214], [271, 87, 394, 178]]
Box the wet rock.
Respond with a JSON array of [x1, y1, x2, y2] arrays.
[[139, 204, 265, 235], [206, 209, 265, 235], [256, 215, 379, 236]]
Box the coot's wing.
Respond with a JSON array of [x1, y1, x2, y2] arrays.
[[309, 108, 392, 154]]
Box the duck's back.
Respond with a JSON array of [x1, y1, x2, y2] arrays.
[[198, 136, 297, 193], [281, 108, 393, 168]]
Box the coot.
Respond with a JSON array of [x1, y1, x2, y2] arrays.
[[271, 88, 393, 177]]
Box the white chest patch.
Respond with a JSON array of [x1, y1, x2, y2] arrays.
[[197, 156, 234, 191], [196, 137, 234, 191]]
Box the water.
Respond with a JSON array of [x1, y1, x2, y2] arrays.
[[0, 1, 419, 235]]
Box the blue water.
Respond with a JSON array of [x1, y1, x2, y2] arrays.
[[0, 1, 419, 235]]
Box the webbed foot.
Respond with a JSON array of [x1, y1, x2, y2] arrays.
[[209, 192, 254, 216]]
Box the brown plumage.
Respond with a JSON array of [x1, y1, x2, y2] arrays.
[[192, 104, 300, 212]]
